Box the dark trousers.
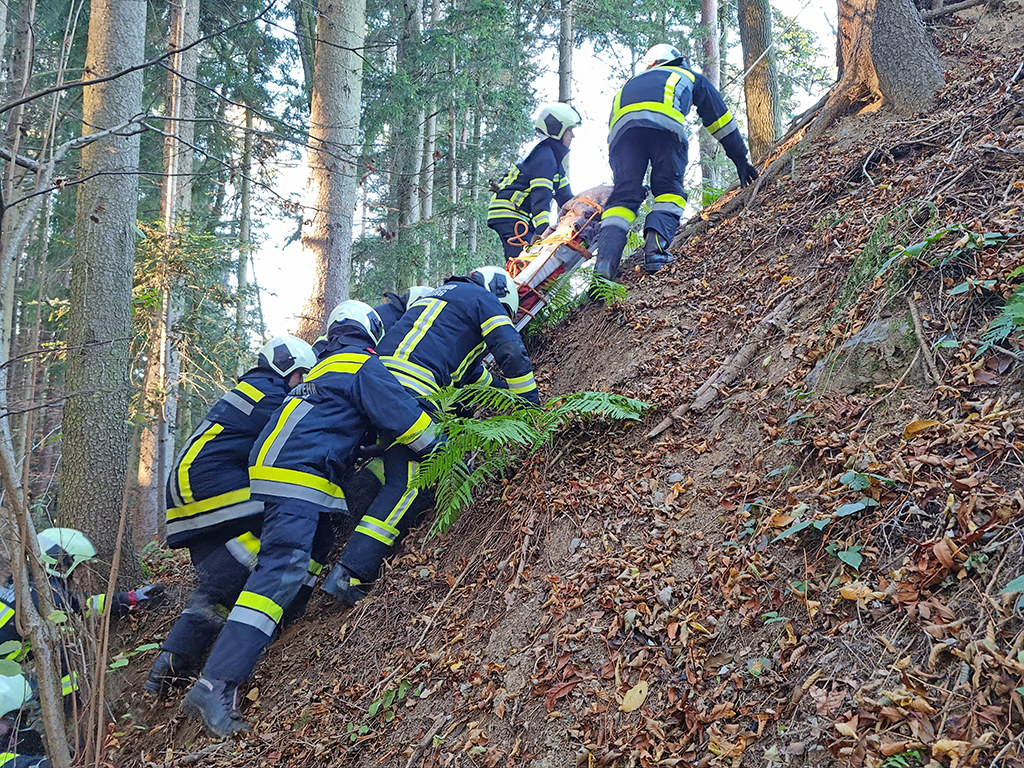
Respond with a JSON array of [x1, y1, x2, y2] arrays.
[[607, 126, 688, 243], [162, 533, 256, 666], [339, 444, 428, 582], [201, 501, 335, 684]]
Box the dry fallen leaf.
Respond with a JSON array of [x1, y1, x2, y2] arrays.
[[903, 419, 940, 439], [618, 680, 648, 712], [839, 582, 886, 603]]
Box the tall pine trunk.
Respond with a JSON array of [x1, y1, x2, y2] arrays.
[[698, 0, 723, 194], [59, 0, 147, 581], [136, 0, 199, 547], [295, 0, 367, 340], [420, 0, 442, 277], [738, 0, 781, 161], [236, 106, 253, 371]]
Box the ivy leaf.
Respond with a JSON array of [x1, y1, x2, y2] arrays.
[[1000, 575, 1024, 594], [108, 658, 129, 670], [772, 519, 813, 542], [0, 640, 23, 657], [838, 547, 864, 571], [0, 659, 23, 677], [48, 610, 68, 624]]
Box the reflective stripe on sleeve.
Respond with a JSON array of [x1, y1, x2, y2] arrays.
[[0, 604, 14, 629], [480, 315, 513, 337], [62, 671, 79, 695], [394, 412, 433, 446], [226, 532, 261, 569], [506, 371, 537, 394], [235, 381, 265, 402]]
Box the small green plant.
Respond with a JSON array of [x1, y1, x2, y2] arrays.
[[826, 543, 864, 571], [882, 747, 924, 768], [761, 611, 791, 626], [367, 678, 415, 723], [587, 272, 628, 305], [108, 642, 160, 672]]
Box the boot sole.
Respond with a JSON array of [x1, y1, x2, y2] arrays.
[[182, 694, 248, 738]]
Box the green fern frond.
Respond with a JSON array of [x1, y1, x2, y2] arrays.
[[976, 284, 1024, 357], [588, 272, 628, 305]]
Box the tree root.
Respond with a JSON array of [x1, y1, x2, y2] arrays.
[[922, 0, 990, 20]]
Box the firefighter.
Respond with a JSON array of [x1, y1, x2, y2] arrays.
[[595, 44, 759, 279], [144, 336, 316, 697], [320, 266, 538, 608], [488, 103, 581, 260], [182, 301, 443, 737], [312, 286, 435, 359], [0, 674, 49, 767], [1, 529, 161, 702]]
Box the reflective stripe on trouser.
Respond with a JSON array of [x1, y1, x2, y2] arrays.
[[614, 126, 689, 244], [339, 444, 424, 582], [487, 218, 530, 261], [162, 535, 255, 664], [201, 499, 326, 683]]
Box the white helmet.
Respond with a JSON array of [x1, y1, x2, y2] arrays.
[[327, 300, 386, 345], [405, 285, 434, 306], [533, 102, 582, 140], [470, 266, 519, 320], [257, 335, 316, 378], [0, 674, 32, 718], [641, 43, 682, 70], [36, 527, 96, 578]]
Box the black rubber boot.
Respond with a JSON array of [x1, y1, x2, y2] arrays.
[[182, 677, 249, 737], [642, 231, 673, 274], [321, 564, 370, 607], [594, 225, 629, 280], [144, 650, 197, 698]]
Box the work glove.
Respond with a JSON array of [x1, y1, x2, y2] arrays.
[[736, 160, 759, 188], [356, 443, 387, 459], [126, 584, 165, 610]]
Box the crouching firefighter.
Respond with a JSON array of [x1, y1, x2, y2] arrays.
[[182, 301, 443, 737], [596, 44, 758, 279], [320, 266, 540, 607], [1, 528, 162, 704], [0, 674, 49, 767], [145, 335, 316, 697]]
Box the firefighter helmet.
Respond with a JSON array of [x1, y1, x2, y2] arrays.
[[257, 335, 316, 379], [0, 673, 32, 718], [641, 43, 682, 70], [533, 102, 582, 141], [470, 266, 519, 320], [36, 527, 97, 578], [327, 300, 386, 345], [405, 285, 435, 306]]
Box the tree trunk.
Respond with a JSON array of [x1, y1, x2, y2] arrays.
[[295, 0, 367, 341], [447, 68, 458, 254], [698, 0, 723, 193], [291, 0, 316, 103], [420, 0, 442, 277], [833, 0, 944, 114], [738, 0, 781, 161], [135, 0, 199, 547], [237, 106, 253, 371], [557, 0, 573, 177], [59, 0, 146, 581], [466, 94, 481, 263]]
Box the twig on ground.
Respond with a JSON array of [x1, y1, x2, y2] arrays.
[[159, 743, 226, 768], [922, 0, 989, 20], [412, 555, 480, 653], [403, 713, 454, 768], [907, 296, 942, 385]]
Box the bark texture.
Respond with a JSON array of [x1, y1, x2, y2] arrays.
[[295, 0, 367, 340], [833, 0, 944, 114], [738, 0, 781, 161], [59, 0, 146, 579], [698, 0, 723, 191]]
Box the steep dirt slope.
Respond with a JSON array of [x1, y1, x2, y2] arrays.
[[112, 5, 1024, 767]]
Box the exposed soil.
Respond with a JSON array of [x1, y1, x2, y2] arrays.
[[108, 4, 1024, 767]]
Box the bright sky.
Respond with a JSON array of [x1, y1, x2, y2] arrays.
[[253, 0, 837, 338]]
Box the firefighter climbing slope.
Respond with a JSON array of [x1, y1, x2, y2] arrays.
[[596, 43, 759, 279]]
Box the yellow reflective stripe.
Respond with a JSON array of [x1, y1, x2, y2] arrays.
[[668, 65, 696, 82], [235, 591, 284, 623], [366, 457, 386, 484], [387, 369, 436, 398], [653, 193, 688, 207], [395, 299, 445, 359], [384, 462, 420, 527], [529, 177, 553, 190], [707, 109, 733, 134], [451, 342, 486, 385], [248, 465, 346, 499], [603, 206, 637, 223], [355, 518, 401, 545], [61, 671, 79, 695], [87, 594, 106, 615], [306, 352, 369, 381], [167, 487, 251, 521], [235, 531, 261, 556], [255, 398, 304, 466], [0, 753, 18, 766], [235, 381, 265, 403], [177, 423, 224, 504], [395, 412, 432, 446], [469, 367, 493, 387], [382, 357, 438, 389], [532, 211, 551, 226], [0, 605, 14, 629], [481, 315, 512, 337], [506, 371, 536, 393], [664, 71, 681, 110], [308, 560, 324, 576]]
